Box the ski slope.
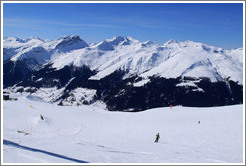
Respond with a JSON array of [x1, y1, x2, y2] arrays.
[[2, 93, 244, 164]]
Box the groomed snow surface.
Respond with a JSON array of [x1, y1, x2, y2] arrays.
[[2, 93, 244, 164]]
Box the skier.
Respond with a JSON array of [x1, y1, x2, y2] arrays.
[[155, 133, 160, 143], [40, 114, 44, 120]]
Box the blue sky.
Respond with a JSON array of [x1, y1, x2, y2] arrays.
[[3, 3, 243, 49]]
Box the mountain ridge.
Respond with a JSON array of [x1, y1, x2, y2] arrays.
[[3, 35, 243, 84], [3, 35, 243, 111]]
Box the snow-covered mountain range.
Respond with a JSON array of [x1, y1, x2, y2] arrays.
[[4, 35, 243, 83], [3, 35, 243, 111]]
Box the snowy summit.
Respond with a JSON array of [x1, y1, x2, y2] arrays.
[[3, 35, 243, 83], [3, 35, 243, 111]]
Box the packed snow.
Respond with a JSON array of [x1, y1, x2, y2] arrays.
[[2, 92, 244, 164]]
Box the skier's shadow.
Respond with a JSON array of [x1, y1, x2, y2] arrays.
[[155, 141, 168, 144]]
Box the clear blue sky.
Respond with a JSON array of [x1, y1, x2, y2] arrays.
[[3, 3, 244, 49]]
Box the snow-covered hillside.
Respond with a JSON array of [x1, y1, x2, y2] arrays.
[[2, 93, 244, 163]]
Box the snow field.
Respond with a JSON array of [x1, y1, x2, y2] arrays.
[[2, 93, 244, 163]]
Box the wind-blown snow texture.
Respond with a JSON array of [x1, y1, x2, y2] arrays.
[[2, 93, 244, 163], [3, 36, 243, 111]]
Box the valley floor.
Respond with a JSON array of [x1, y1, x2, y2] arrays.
[[2, 93, 244, 164]]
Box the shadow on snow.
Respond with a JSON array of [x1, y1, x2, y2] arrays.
[[3, 139, 89, 163]]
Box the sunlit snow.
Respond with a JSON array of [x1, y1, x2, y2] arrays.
[[3, 93, 244, 163]]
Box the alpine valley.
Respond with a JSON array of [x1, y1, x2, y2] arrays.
[[3, 35, 243, 111]]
